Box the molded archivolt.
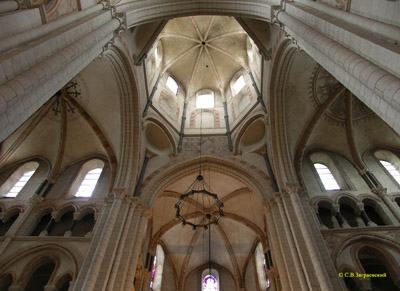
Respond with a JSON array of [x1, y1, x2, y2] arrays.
[[140, 156, 272, 206], [104, 46, 141, 194], [268, 38, 299, 188], [0, 244, 79, 288], [333, 234, 400, 284]]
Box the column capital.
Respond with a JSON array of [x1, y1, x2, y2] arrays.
[[372, 185, 388, 198], [263, 202, 272, 213], [0, 213, 9, 223], [29, 193, 43, 205], [51, 211, 58, 220], [105, 189, 127, 203], [73, 211, 81, 221], [355, 203, 365, 215], [332, 204, 340, 214], [284, 182, 300, 195]]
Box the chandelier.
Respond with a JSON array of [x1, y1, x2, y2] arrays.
[[174, 98, 224, 230], [174, 173, 224, 230]]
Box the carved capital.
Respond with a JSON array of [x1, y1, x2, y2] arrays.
[[372, 185, 388, 198], [105, 189, 127, 203], [0, 213, 9, 223], [331, 204, 340, 214], [73, 211, 81, 221], [284, 182, 300, 195], [29, 194, 43, 205], [355, 203, 365, 215], [263, 202, 272, 214]]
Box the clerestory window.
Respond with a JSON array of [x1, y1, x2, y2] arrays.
[[379, 160, 400, 185], [166, 76, 178, 95], [201, 269, 219, 291], [149, 245, 164, 291], [203, 275, 218, 291], [74, 168, 103, 198], [196, 93, 214, 109], [313, 163, 340, 191], [1, 161, 39, 198], [5, 171, 35, 198], [233, 75, 245, 94]]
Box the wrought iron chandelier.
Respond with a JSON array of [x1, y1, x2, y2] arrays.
[[174, 103, 224, 230]]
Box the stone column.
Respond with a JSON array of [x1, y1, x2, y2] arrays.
[[264, 200, 291, 290], [266, 268, 277, 291], [332, 204, 350, 228], [313, 205, 328, 229], [0, 1, 19, 13], [64, 212, 80, 237], [71, 191, 125, 291], [356, 203, 377, 227], [0, 194, 43, 255], [285, 184, 334, 290], [122, 205, 150, 291], [274, 193, 308, 290], [40, 211, 58, 236], [275, 9, 400, 134], [0, 14, 122, 141], [373, 186, 400, 224]]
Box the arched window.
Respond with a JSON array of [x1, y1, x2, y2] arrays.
[[196, 93, 214, 109], [0, 213, 19, 236], [50, 211, 74, 236], [72, 212, 95, 237], [379, 160, 400, 184], [0, 274, 13, 290], [150, 245, 165, 291], [255, 243, 270, 290], [31, 213, 52, 236], [201, 269, 219, 291], [69, 159, 105, 198], [203, 275, 218, 291], [313, 163, 340, 190], [166, 76, 178, 95], [359, 249, 397, 290], [25, 262, 55, 291], [233, 75, 245, 94], [1, 162, 39, 198], [75, 168, 103, 197]]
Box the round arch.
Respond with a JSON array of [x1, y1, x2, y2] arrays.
[[140, 156, 272, 206]]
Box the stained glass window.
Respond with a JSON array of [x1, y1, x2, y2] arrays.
[[264, 257, 271, 289], [149, 255, 157, 289], [203, 275, 218, 291]]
